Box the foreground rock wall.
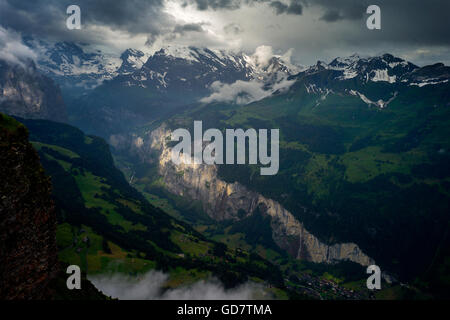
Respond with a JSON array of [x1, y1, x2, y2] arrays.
[[0, 114, 58, 299]]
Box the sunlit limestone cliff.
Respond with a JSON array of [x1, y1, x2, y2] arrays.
[[130, 125, 374, 267]]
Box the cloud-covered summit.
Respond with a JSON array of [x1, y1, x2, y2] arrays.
[[0, 26, 36, 67]]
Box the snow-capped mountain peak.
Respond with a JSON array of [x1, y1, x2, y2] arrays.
[[21, 38, 449, 108], [243, 47, 304, 79], [314, 53, 420, 83], [22, 39, 124, 90], [329, 53, 361, 69], [153, 45, 245, 69], [117, 45, 303, 94], [117, 48, 148, 74], [155, 45, 201, 62], [298, 53, 449, 109]]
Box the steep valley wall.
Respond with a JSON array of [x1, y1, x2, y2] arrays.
[[135, 125, 375, 267]]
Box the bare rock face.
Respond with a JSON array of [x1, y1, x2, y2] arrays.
[[0, 59, 67, 123], [0, 114, 58, 299], [143, 125, 374, 267]]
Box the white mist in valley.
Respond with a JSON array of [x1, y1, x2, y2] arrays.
[[89, 271, 272, 300]]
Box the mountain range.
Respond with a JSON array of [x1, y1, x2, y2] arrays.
[[13, 40, 448, 138]]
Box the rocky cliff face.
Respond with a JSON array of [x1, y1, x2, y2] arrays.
[[0, 59, 67, 123], [140, 125, 374, 266], [0, 114, 58, 299]]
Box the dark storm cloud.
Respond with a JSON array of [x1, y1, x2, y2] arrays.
[[184, 0, 450, 46], [3, 0, 449, 47], [319, 9, 342, 22], [0, 0, 449, 65], [186, 0, 243, 10], [187, 0, 303, 14], [174, 23, 206, 35], [0, 0, 172, 43], [311, 0, 450, 45], [313, 0, 365, 22], [270, 0, 303, 15]]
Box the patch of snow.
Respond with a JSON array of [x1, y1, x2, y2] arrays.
[[370, 69, 397, 83], [336, 69, 358, 80], [410, 79, 449, 87], [349, 90, 398, 109], [160, 45, 199, 62]]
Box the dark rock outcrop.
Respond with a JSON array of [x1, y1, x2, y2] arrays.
[[0, 113, 58, 299]]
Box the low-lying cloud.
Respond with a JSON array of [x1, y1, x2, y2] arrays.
[[201, 77, 294, 105], [0, 26, 37, 67], [201, 80, 268, 104], [89, 271, 268, 300], [251, 45, 275, 68], [200, 45, 296, 105]]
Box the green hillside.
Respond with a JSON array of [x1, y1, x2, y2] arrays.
[[15, 117, 290, 297], [151, 74, 450, 297]]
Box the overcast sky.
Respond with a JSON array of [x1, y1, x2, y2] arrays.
[[1, 0, 449, 66]]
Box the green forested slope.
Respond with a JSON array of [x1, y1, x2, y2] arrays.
[[159, 74, 450, 294], [15, 117, 289, 297]]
